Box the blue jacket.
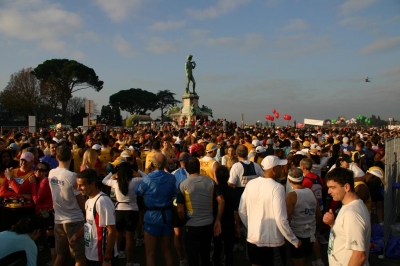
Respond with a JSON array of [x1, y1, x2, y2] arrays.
[[135, 170, 176, 226]]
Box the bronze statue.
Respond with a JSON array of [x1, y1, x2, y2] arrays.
[[185, 54, 196, 94]]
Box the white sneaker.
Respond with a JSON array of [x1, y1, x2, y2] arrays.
[[118, 251, 126, 259]]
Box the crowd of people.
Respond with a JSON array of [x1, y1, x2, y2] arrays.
[[0, 121, 394, 266]]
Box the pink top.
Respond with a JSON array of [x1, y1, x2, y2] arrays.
[[30, 177, 53, 214]]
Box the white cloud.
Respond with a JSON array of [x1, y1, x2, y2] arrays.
[[186, 0, 251, 20], [72, 51, 85, 60], [272, 35, 334, 58], [189, 30, 267, 52], [340, 0, 378, 15], [282, 19, 309, 31], [94, 0, 143, 22], [0, 8, 81, 42], [379, 66, 400, 77], [145, 37, 179, 54], [113, 35, 139, 57], [39, 40, 66, 52], [360, 37, 400, 54], [0, 1, 98, 56], [148, 20, 186, 31]]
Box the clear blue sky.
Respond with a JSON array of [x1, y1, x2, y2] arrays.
[[0, 0, 399, 125]]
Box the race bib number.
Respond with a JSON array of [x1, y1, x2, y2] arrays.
[[84, 223, 92, 248], [327, 229, 335, 255]]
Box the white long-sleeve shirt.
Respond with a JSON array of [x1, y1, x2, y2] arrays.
[[239, 177, 299, 247]]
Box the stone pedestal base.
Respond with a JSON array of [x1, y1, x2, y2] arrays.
[[169, 91, 211, 124]]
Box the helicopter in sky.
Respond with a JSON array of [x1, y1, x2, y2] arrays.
[[365, 77, 372, 82]]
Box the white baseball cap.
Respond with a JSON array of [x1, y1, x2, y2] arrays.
[[92, 144, 101, 150], [261, 156, 287, 170]]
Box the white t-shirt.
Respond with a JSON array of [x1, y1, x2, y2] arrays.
[[102, 173, 143, 211], [84, 192, 118, 261], [328, 199, 371, 266], [239, 177, 299, 247], [49, 167, 84, 224], [228, 160, 264, 188]]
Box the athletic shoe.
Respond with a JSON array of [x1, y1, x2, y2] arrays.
[[311, 259, 325, 266], [136, 238, 144, 246], [118, 251, 126, 259]]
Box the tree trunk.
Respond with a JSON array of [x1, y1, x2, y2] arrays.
[[61, 99, 68, 124]]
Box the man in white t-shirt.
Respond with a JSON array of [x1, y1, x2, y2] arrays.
[[75, 169, 118, 265], [239, 155, 300, 265], [323, 167, 371, 266], [49, 145, 86, 266]]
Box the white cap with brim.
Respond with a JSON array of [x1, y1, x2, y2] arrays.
[[261, 155, 287, 170], [120, 151, 131, 158], [367, 166, 385, 185], [92, 144, 101, 150]]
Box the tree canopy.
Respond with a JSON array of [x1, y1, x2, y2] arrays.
[[31, 59, 103, 123], [109, 88, 158, 115], [156, 90, 181, 121]]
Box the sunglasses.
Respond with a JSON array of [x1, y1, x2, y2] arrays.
[[35, 168, 47, 173]]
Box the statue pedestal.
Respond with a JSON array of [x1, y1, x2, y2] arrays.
[[168, 91, 211, 124]]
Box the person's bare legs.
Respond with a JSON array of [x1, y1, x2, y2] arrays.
[[144, 232, 157, 266], [174, 227, 185, 262], [117, 231, 124, 251], [161, 234, 174, 266], [126, 231, 135, 263]]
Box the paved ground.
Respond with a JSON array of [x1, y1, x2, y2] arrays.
[[36, 229, 400, 266]]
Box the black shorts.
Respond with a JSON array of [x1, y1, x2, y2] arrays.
[[289, 236, 314, 259], [115, 210, 139, 232], [172, 205, 184, 228], [137, 196, 145, 211], [43, 210, 55, 230], [247, 242, 286, 266], [369, 183, 384, 202]]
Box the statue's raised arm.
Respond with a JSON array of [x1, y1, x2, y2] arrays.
[[185, 54, 196, 94]]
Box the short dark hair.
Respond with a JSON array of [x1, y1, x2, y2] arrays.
[[236, 145, 248, 158], [186, 157, 200, 174], [153, 140, 161, 150], [56, 144, 71, 162], [216, 166, 230, 184], [37, 161, 51, 172], [77, 168, 98, 185], [325, 167, 354, 191], [11, 214, 44, 234]]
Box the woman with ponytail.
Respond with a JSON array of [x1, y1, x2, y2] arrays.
[[102, 162, 143, 266]]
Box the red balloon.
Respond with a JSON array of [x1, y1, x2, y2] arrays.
[[272, 109, 276, 114], [283, 114, 287, 120], [265, 115, 271, 121], [275, 112, 279, 119], [270, 117, 275, 121], [288, 115, 292, 120]]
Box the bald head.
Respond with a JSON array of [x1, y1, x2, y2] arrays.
[[152, 152, 167, 170]]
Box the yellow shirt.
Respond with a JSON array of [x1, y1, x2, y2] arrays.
[[200, 157, 216, 180], [73, 148, 83, 174], [145, 151, 156, 174], [223, 155, 238, 171], [99, 148, 111, 172]]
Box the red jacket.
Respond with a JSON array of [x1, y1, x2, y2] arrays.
[[30, 177, 53, 214]]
